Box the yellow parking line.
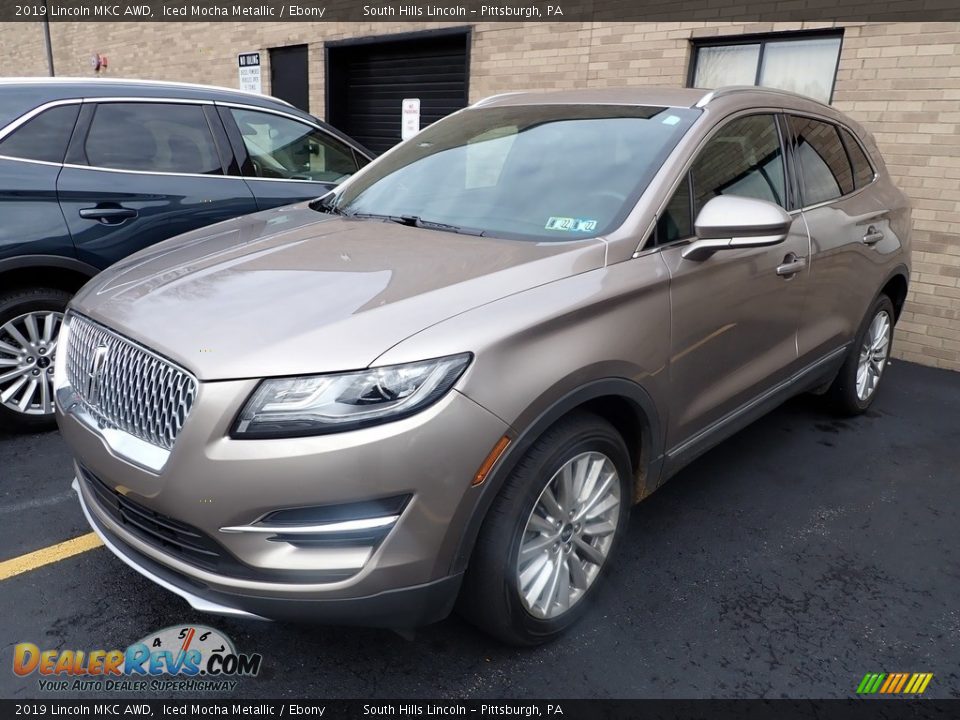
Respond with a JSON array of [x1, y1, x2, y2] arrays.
[[0, 533, 103, 581]]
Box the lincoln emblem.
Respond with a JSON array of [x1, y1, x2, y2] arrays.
[[85, 344, 109, 405]]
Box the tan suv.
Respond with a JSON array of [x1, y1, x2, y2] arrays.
[[55, 87, 910, 645]]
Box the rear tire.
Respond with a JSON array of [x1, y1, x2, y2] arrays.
[[825, 294, 895, 416], [0, 287, 71, 433], [458, 412, 632, 645]]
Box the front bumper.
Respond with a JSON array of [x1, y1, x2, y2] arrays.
[[74, 477, 463, 626], [59, 374, 508, 625]]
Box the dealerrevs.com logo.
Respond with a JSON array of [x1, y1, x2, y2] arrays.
[[13, 625, 263, 692]]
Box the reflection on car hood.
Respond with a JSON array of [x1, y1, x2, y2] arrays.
[[71, 203, 606, 380]]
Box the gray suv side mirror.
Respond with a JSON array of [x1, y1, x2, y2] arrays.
[[682, 195, 793, 261]]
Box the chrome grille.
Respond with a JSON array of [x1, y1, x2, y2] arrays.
[[64, 314, 197, 450]]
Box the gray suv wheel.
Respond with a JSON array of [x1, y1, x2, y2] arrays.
[[0, 288, 69, 432], [827, 294, 896, 416], [459, 412, 631, 645]]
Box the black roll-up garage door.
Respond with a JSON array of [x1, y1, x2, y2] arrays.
[[326, 31, 469, 155]]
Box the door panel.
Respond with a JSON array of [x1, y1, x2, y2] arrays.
[[663, 232, 809, 450], [797, 196, 889, 361], [237, 178, 336, 211], [661, 113, 810, 450], [58, 170, 259, 269], [0, 103, 79, 262], [787, 115, 894, 361], [0, 160, 74, 262], [58, 101, 258, 269]]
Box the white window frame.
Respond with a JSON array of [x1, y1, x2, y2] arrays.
[[688, 30, 844, 105]]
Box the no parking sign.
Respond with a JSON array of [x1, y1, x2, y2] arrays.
[[401, 98, 421, 140], [238, 52, 261, 94]]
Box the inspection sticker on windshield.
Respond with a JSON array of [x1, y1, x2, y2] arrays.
[[545, 217, 598, 232]]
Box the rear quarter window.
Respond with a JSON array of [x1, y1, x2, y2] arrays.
[[839, 126, 875, 190], [0, 104, 80, 163], [0, 88, 56, 128]]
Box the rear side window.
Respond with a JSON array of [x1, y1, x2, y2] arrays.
[[839, 126, 875, 189], [0, 104, 80, 163], [84, 103, 223, 175], [789, 116, 853, 205], [692, 114, 787, 213]]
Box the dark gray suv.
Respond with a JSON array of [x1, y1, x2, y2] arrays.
[[0, 77, 371, 431]]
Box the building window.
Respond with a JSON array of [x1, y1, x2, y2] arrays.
[[690, 32, 843, 104]]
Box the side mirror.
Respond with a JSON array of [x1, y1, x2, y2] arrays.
[[682, 196, 792, 261]]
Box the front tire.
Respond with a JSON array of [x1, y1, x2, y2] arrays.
[[0, 287, 71, 433], [459, 412, 632, 645], [826, 294, 895, 416]]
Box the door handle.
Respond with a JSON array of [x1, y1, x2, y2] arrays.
[[79, 207, 138, 225], [776, 255, 807, 277], [862, 225, 884, 245]]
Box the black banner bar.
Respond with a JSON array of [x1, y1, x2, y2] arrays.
[[0, 699, 957, 720], [0, 0, 958, 23]]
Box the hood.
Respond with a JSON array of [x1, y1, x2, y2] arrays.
[[71, 203, 606, 380]]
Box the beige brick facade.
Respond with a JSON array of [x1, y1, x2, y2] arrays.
[[1, 20, 959, 369]]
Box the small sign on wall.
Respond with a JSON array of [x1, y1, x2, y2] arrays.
[[401, 98, 421, 140], [238, 52, 262, 94]]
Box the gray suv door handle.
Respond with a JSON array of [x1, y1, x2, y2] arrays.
[[776, 255, 807, 277], [862, 226, 884, 245]]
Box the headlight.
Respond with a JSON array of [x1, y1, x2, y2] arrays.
[[232, 353, 472, 438]]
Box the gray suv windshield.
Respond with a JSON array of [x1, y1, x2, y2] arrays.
[[326, 104, 701, 241]]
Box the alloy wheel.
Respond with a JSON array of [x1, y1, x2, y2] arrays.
[[516, 451, 621, 620], [856, 309, 891, 402], [0, 311, 63, 416]]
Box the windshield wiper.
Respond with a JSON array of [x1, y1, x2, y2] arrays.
[[327, 210, 485, 236], [392, 214, 485, 236]]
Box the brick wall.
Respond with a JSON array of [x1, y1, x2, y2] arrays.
[[1, 19, 958, 369]]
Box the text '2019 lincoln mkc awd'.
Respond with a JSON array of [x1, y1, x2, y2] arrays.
[[56, 87, 910, 645]]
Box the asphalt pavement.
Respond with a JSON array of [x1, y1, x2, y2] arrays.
[[1, 359, 958, 699]]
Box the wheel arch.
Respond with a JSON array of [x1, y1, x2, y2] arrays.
[[449, 377, 664, 576], [879, 266, 909, 321], [0, 255, 99, 297]]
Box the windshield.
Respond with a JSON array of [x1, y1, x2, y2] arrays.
[[323, 104, 701, 241]]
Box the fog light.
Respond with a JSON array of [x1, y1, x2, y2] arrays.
[[219, 495, 410, 551]]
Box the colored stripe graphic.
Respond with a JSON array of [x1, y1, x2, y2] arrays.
[[879, 674, 897, 693], [857, 672, 932, 694]]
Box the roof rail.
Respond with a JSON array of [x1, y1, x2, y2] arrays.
[[471, 91, 529, 108], [694, 90, 715, 108], [694, 85, 833, 110], [0, 77, 294, 108]]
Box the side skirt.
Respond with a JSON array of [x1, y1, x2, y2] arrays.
[[660, 344, 849, 482]]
